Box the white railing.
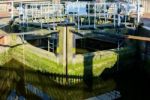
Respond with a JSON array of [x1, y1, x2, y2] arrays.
[[0, 1, 141, 29]]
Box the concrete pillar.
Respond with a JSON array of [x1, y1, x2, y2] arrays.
[[57, 26, 66, 70], [67, 26, 74, 64], [57, 26, 75, 74]]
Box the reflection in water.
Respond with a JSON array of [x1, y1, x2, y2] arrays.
[[83, 54, 93, 91], [0, 59, 116, 100], [25, 83, 52, 100], [7, 90, 25, 100], [86, 90, 121, 100], [7, 90, 17, 100], [1, 59, 150, 100]]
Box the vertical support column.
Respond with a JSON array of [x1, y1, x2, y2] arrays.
[[88, 3, 91, 26], [124, 3, 127, 25], [72, 4, 75, 23], [40, 4, 43, 29], [57, 26, 67, 73], [35, 4, 37, 22], [19, 2, 21, 22], [31, 4, 33, 22], [127, 0, 130, 22], [117, 2, 121, 27], [98, 4, 101, 24], [104, 2, 107, 23], [25, 4, 27, 25], [70, 3, 73, 23], [113, 3, 116, 27], [22, 3, 25, 27], [78, 3, 80, 30], [11, 1, 14, 20], [57, 26, 74, 80], [53, 4, 55, 29], [94, 3, 96, 29], [60, 4, 62, 23], [26, 4, 29, 30], [48, 37, 50, 52], [119, 3, 121, 27], [67, 27, 74, 65], [48, 3, 50, 23], [137, 0, 140, 24]]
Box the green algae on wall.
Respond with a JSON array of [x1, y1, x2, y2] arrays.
[[69, 51, 118, 76], [69, 47, 136, 76], [0, 49, 12, 66], [0, 28, 136, 77], [0, 41, 135, 77], [12, 44, 60, 73]]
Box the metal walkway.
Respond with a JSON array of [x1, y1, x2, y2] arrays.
[[17, 1, 142, 29]]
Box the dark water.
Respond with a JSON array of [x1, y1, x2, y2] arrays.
[[114, 68, 150, 100], [0, 59, 116, 100], [0, 59, 150, 100], [102, 60, 150, 100]]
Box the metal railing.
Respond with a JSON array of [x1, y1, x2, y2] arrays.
[[19, 1, 141, 29], [0, 1, 142, 29]]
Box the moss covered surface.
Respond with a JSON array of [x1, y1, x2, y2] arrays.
[[69, 51, 117, 76], [70, 47, 136, 76], [0, 34, 136, 77]]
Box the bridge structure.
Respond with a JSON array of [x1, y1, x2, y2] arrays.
[[0, 0, 145, 56], [8, 0, 140, 30], [0, 0, 142, 29]]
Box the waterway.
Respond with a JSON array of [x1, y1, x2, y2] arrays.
[[0, 58, 150, 100], [0, 59, 116, 100], [0, 24, 150, 100]]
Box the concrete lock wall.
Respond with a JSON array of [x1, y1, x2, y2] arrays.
[[0, 27, 136, 77], [56, 26, 136, 76], [138, 26, 150, 76]]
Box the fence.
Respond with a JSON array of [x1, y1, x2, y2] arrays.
[[20, 2, 140, 29]]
